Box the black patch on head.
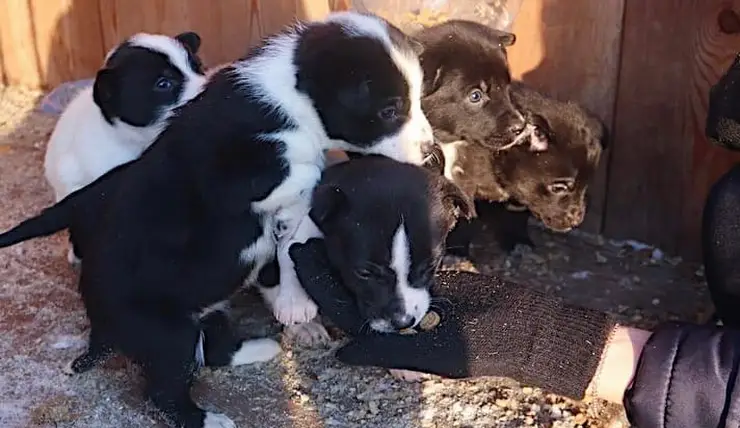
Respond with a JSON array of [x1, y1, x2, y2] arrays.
[[93, 35, 203, 127], [417, 20, 525, 149], [707, 53, 740, 150], [309, 156, 468, 322], [293, 21, 412, 148]]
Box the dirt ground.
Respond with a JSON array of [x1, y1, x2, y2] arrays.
[[0, 85, 713, 428]]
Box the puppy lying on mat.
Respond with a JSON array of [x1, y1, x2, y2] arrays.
[[288, 238, 614, 400]]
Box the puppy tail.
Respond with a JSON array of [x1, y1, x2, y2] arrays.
[[0, 199, 73, 248]]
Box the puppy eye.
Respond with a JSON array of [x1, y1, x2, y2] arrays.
[[468, 89, 483, 104], [154, 77, 173, 92], [378, 106, 398, 122], [548, 181, 573, 194]]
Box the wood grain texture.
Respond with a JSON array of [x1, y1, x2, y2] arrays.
[[680, 2, 740, 260], [28, 0, 106, 88], [0, 0, 328, 89], [329, 0, 352, 11], [507, 0, 626, 234], [605, 0, 740, 258], [0, 0, 42, 88]]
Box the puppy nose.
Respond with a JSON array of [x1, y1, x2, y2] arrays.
[[391, 314, 415, 330]]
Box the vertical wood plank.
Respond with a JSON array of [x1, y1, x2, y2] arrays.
[[604, 0, 740, 257], [328, 0, 352, 11], [28, 0, 105, 88], [680, 2, 740, 260], [508, 0, 625, 234], [0, 0, 42, 88]]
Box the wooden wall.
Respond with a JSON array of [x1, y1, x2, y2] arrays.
[[1, 0, 740, 260], [0, 0, 330, 89]]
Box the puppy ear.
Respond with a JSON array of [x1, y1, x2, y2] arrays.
[[310, 184, 348, 227], [92, 68, 118, 124], [440, 179, 475, 221], [497, 31, 516, 47], [175, 31, 202, 53]]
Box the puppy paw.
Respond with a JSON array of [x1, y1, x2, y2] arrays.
[[272, 285, 318, 325], [230, 338, 281, 366], [389, 369, 429, 382], [203, 412, 236, 428], [284, 321, 331, 346]]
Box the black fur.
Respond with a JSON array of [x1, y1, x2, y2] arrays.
[[309, 155, 472, 327], [0, 16, 427, 428], [416, 20, 524, 149], [93, 31, 204, 127], [702, 164, 740, 328]]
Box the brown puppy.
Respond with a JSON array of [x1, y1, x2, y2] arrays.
[[416, 20, 526, 150], [443, 83, 608, 255]]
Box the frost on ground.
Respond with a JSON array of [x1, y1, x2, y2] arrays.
[[0, 86, 712, 427]]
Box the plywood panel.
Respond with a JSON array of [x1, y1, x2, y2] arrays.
[[604, 0, 740, 257], [27, 0, 105, 87], [508, 0, 625, 234], [0, 0, 42, 88], [680, 2, 740, 260]]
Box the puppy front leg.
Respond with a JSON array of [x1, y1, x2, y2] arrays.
[[272, 210, 331, 344], [269, 202, 323, 325]]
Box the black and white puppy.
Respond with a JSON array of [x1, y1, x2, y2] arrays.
[[290, 155, 472, 332], [0, 11, 432, 428], [44, 31, 206, 264], [443, 83, 608, 256], [416, 20, 527, 150]]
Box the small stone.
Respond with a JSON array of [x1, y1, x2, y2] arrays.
[[525, 416, 535, 425], [574, 413, 588, 425], [419, 311, 441, 330], [632, 275, 641, 283], [368, 400, 379, 415], [521, 387, 534, 394], [595, 252, 608, 264], [652, 298, 660, 306]]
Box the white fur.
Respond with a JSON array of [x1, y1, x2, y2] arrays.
[[43, 86, 163, 201], [440, 140, 466, 181], [45, 33, 206, 202], [203, 412, 236, 428], [323, 12, 433, 165], [233, 12, 433, 328], [229, 338, 281, 366], [385, 222, 431, 330]]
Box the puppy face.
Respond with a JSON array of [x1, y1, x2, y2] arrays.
[[707, 53, 740, 150], [416, 20, 525, 149], [93, 31, 206, 128], [496, 86, 607, 232], [310, 155, 472, 332], [294, 13, 435, 164]]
